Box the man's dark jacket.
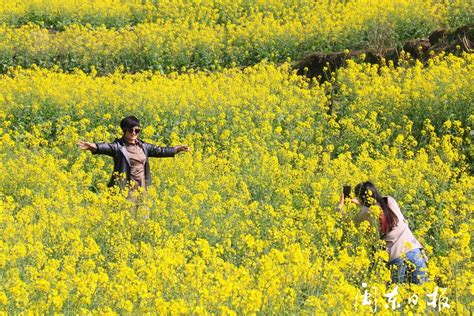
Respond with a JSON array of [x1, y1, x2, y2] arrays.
[[93, 138, 176, 188]]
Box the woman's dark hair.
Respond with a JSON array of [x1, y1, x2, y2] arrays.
[[120, 116, 140, 132], [354, 181, 399, 235]]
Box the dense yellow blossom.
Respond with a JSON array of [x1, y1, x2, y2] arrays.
[[0, 0, 472, 73], [0, 0, 472, 311], [0, 50, 472, 313]]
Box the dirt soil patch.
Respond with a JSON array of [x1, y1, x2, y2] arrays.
[[294, 24, 473, 82]]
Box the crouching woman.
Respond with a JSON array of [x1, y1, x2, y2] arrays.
[[338, 181, 428, 284]]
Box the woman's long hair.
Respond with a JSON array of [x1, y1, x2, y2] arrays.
[[354, 181, 399, 235]]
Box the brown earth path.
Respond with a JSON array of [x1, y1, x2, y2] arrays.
[[294, 24, 473, 82]]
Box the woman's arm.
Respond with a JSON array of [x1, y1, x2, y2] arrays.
[[146, 144, 190, 158], [94, 142, 115, 157], [353, 207, 370, 225], [77, 140, 97, 152], [77, 140, 115, 157], [337, 192, 371, 225]]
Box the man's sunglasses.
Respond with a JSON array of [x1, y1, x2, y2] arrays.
[[128, 127, 141, 134]]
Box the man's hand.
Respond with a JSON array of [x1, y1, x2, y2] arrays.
[[77, 140, 97, 151], [174, 145, 190, 153]]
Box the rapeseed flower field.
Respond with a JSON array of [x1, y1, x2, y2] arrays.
[[0, 0, 472, 73], [0, 0, 473, 314]]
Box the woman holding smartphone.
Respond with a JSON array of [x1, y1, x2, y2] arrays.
[[338, 181, 428, 284]]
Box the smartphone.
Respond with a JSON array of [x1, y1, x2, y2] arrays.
[[343, 185, 351, 198]]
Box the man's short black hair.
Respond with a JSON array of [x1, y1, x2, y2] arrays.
[[120, 116, 140, 132]]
